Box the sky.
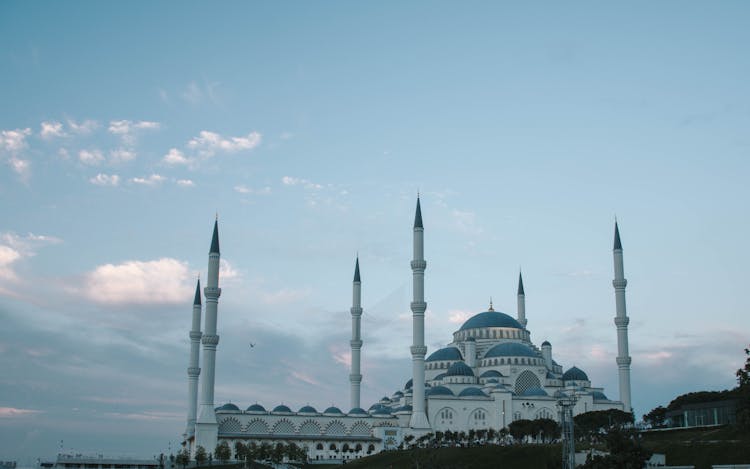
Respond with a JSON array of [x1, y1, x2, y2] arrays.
[[1, 0, 749, 462]]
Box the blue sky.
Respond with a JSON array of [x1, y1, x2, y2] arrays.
[[1, 0, 749, 462]]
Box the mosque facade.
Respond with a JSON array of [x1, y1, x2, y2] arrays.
[[183, 200, 633, 462]]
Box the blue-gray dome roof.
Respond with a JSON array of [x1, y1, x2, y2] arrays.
[[216, 403, 240, 411], [592, 391, 609, 401], [372, 407, 392, 415], [485, 378, 499, 383], [395, 404, 413, 412], [324, 406, 343, 414], [348, 407, 367, 415], [434, 372, 447, 381], [369, 403, 387, 411], [426, 346, 463, 362], [484, 342, 538, 358], [460, 311, 523, 331], [404, 378, 413, 390], [480, 370, 504, 378], [272, 404, 292, 413], [299, 405, 317, 413], [392, 391, 404, 397], [541, 340, 551, 346], [562, 366, 589, 381], [246, 404, 266, 412], [427, 385, 455, 396], [458, 387, 488, 397], [446, 361, 474, 376], [521, 386, 548, 397]]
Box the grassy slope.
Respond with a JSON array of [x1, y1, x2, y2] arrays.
[[640, 426, 750, 469], [333, 445, 561, 469]]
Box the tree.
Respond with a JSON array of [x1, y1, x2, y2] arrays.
[[643, 405, 668, 428], [580, 427, 651, 469], [233, 442, 246, 467], [737, 345, 750, 430], [194, 446, 207, 467], [403, 434, 415, 448], [214, 442, 231, 464], [175, 450, 189, 469], [574, 409, 633, 437]]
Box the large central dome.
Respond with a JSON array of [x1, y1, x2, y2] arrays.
[[459, 311, 523, 331]]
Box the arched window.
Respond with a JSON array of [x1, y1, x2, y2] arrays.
[[329, 443, 337, 451], [316, 443, 324, 450]]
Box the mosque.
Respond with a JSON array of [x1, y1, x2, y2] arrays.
[[182, 199, 633, 462]]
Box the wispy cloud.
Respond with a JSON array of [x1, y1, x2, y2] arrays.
[[181, 80, 220, 105], [0, 232, 62, 285], [234, 185, 271, 195], [108, 120, 160, 145], [82, 258, 191, 305], [281, 176, 322, 190], [0, 128, 32, 180], [40, 121, 66, 139], [79, 148, 104, 165], [162, 148, 190, 166], [187, 130, 262, 157], [89, 173, 120, 187], [0, 407, 43, 418], [176, 179, 194, 187], [67, 118, 98, 135], [109, 148, 136, 163], [130, 174, 166, 186]]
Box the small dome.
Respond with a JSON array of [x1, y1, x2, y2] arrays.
[[324, 406, 343, 415], [427, 385, 454, 396], [271, 404, 292, 413], [394, 404, 413, 412], [433, 372, 447, 381], [460, 311, 523, 331], [348, 407, 368, 415], [216, 403, 240, 412], [541, 340, 551, 347], [404, 378, 413, 390], [484, 342, 538, 358], [392, 391, 404, 397], [380, 396, 392, 403], [458, 387, 488, 397], [485, 378, 499, 383], [426, 346, 463, 362], [562, 366, 589, 382], [592, 391, 609, 401], [246, 403, 266, 412], [372, 407, 392, 415], [480, 370, 504, 378], [521, 386, 548, 397], [446, 361, 474, 377], [298, 405, 317, 414]]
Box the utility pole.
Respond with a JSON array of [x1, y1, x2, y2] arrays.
[[558, 395, 577, 469]]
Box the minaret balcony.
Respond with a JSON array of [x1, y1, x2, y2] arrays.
[[614, 316, 630, 327], [410, 260, 427, 270]]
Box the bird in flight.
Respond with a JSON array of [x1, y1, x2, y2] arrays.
[[249, 343, 255, 348]]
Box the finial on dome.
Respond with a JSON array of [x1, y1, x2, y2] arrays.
[[488, 297, 494, 311]]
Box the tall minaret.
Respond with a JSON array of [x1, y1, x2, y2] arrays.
[[612, 221, 632, 412], [184, 279, 202, 439], [409, 197, 430, 430], [194, 219, 222, 452], [517, 271, 527, 328], [349, 257, 363, 410]]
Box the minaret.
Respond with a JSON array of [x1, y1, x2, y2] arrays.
[[185, 279, 202, 439], [409, 197, 430, 430], [517, 271, 527, 328], [349, 257, 363, 410], [612, 221, 632, 412], [194, 219, 222, 452]]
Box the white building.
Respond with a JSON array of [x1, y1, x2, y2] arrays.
[[183, 199, 632, 463]]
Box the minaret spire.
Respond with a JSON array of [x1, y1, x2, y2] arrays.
[[195, 219, 222, 453], [612, 221, 632, 412], [184, 279, 202, 440], [349, 256, 363, 410], [517, 270, 527, 328], [409, 197, 430, 430]]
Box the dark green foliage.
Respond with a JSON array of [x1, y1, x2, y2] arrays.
[[175, 450, 189, 469], [737, 346, 750, 430], [643, 405, 668, 428], [215, 442, 231, 464], [194, 446, 207, 466], [667, 389, 738, 410], [508, 418, 561, 442], [580, 428, 651, 469], [574, 409, 633, 437]]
